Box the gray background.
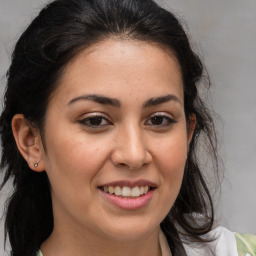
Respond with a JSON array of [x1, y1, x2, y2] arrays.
[[0, 0, 256, 254]]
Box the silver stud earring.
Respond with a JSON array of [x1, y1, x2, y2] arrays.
[[34, 163, 39, 168]]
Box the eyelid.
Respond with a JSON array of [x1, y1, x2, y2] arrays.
[[145, 112, 176, 126], [78, 112, 110, 120], [147, 112, 175, 120], [78, 112, 113, 127]]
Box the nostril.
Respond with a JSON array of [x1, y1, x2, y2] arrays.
[[111, 147, 152, 170]]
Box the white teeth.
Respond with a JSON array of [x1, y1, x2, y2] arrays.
[[122, 186, 131, 197], [109, 186, 115, 194], [114, 186, 122, 196], [131, 186, 140, 197], [102, 185, 152, 197], [140, 186, 145, 194]]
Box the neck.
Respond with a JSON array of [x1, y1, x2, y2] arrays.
[[41, 224, 162, 256]]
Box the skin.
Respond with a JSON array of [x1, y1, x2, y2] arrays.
[[12, 39, 195, 256]]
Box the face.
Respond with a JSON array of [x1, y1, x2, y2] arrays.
[[40, 39, 194, 242]]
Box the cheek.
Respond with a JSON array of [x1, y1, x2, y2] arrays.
[[43, 131, 110, 194], [154, 132, 188, 194], [43, 135, 111, 218], [155, 131, 188, 170]]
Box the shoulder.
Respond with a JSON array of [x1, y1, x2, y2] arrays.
[[184, 226, 256, 256], [213, 227, 256, 256], [235, 232, 256, 256], [184, 226, 238, 256]]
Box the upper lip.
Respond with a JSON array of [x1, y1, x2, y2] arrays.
[[98, 179, 157, 188]]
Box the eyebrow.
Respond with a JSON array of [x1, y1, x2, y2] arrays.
[[68, 94, 121, 107], [67, 93, 181, 108], [143, 94, 182, 107]]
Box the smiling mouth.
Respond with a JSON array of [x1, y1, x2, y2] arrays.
[[98, 185, 155, 198]]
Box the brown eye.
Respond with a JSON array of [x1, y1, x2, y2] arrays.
[[145, 114, 176, 126], [79, 116, 112, 127], [88, 116, 104, 126], [151, 116, 165, 125]]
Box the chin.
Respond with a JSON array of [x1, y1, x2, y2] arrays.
[[98, 217, 160, 241]]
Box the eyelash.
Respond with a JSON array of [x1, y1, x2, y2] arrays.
[[145, 113, 176, 127], [78, 115, 112, 127], [78, 113, 176, 128]]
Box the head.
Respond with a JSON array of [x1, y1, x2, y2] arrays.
[[0, 0, 218, 255]]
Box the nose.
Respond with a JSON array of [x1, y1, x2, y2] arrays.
[[111, 124, 152, 170]]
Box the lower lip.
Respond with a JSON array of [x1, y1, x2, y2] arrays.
[[99, 189, 154, 210]]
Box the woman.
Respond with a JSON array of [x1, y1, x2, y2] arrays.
[[0, 0, 255, 255]]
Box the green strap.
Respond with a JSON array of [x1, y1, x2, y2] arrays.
[[235, 233, 256, 256], [37, 250, 44, 256]]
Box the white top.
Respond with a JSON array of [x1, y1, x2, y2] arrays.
[[160, 226, 256, 256], [183, 226, 238, 256]]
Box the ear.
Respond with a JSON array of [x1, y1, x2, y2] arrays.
[[12, 114, 45, 172], [187, 114, 196, 146]]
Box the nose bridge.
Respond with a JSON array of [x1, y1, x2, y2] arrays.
[[125, 123, 144, 157], [112, 121, 151, 169]]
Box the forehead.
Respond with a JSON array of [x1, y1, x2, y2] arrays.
[[51, 39, 184, 105]]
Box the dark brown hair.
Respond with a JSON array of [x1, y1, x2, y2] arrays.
[[0, 0, 218, 255]]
